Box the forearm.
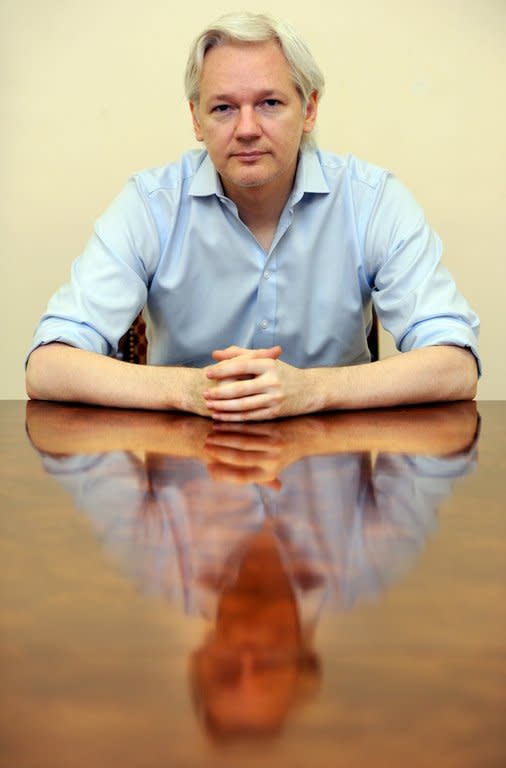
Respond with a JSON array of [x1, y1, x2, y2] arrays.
[[25, 343, 209, 414], [312, 345, 478, 412]]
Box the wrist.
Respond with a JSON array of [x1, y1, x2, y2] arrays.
[[302, 366, 340, 414], [173, 366, 210, 417]]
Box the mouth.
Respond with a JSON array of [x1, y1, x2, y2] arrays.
[[231, 151, 268, 161]]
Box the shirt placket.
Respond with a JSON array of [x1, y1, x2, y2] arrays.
[[252, 208, 293, 349]]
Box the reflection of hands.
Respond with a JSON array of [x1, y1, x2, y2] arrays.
[[204, 345, 316, 421], [204, 423, 287, 489]]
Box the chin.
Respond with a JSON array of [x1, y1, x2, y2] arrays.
[[229, 169, 282, 190], [235, 177, 270, 189]]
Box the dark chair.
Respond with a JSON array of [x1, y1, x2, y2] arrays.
[[368, 310, 379, 362], [117, 313, 148, 364]]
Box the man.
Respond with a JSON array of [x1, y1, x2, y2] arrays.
[[26, 12, 480, 421]]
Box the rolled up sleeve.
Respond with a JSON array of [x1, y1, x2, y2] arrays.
[[26, 177, 158, 361], [365, 175, 481, 374]]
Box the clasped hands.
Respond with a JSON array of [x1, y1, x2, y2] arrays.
[[201, 345, 315, 422]]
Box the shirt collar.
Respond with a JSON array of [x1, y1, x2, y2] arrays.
[[289, 149, 329, 206], [188, 153, 224, 197], [188, 149, 329, 202]]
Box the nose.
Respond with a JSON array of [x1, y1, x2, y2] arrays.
[[235, 106, 262, 140]]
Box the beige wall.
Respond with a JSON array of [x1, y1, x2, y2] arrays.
[[1, 0, 505, 399]]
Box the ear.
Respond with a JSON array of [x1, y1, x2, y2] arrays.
[[302, 90, 318, 135], [189, 101, 204, 142]]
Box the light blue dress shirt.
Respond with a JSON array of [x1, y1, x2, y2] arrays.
[[29, 149, 481, 371]]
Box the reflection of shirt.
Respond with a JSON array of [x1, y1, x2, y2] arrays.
[[28, 150, 480, 371], [40, 448, 477, 621]]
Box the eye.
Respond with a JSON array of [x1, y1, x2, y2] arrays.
[[261, 98, 281, 108], [211, 104, 232, 114]]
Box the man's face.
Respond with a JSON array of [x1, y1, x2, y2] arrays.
[[190, 40, 317, 200]]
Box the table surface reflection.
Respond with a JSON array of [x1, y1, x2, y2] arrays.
[[0, 400, 505, 768]]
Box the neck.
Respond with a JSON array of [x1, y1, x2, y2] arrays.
[[222, 170, 297, 253], [226, 173, 292, 216]]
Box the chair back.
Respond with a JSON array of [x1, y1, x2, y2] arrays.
[[117, 314, 148, 364], [368, 310, 379, 362]]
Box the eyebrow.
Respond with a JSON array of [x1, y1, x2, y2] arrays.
[[205, 89, 287, 104]]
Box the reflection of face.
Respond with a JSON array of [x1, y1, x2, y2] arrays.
[[193, 646, 299, 735], [190, 40, 317, 201], [190, 525, 318, 738]]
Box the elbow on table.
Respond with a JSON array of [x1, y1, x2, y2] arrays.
[[460, 372, 478, 402], [25, 344, 65, 401], [450, 347, 479, 401], [25, 349, 45, 400]]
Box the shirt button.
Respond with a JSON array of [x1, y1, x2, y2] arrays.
[[263, 270, 271, 280], [260, 319, 269, 329]]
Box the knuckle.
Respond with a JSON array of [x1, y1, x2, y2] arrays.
[[266, 371, 280, 388]]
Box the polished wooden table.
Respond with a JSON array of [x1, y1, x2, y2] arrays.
[[1, 400, 505, 767]]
